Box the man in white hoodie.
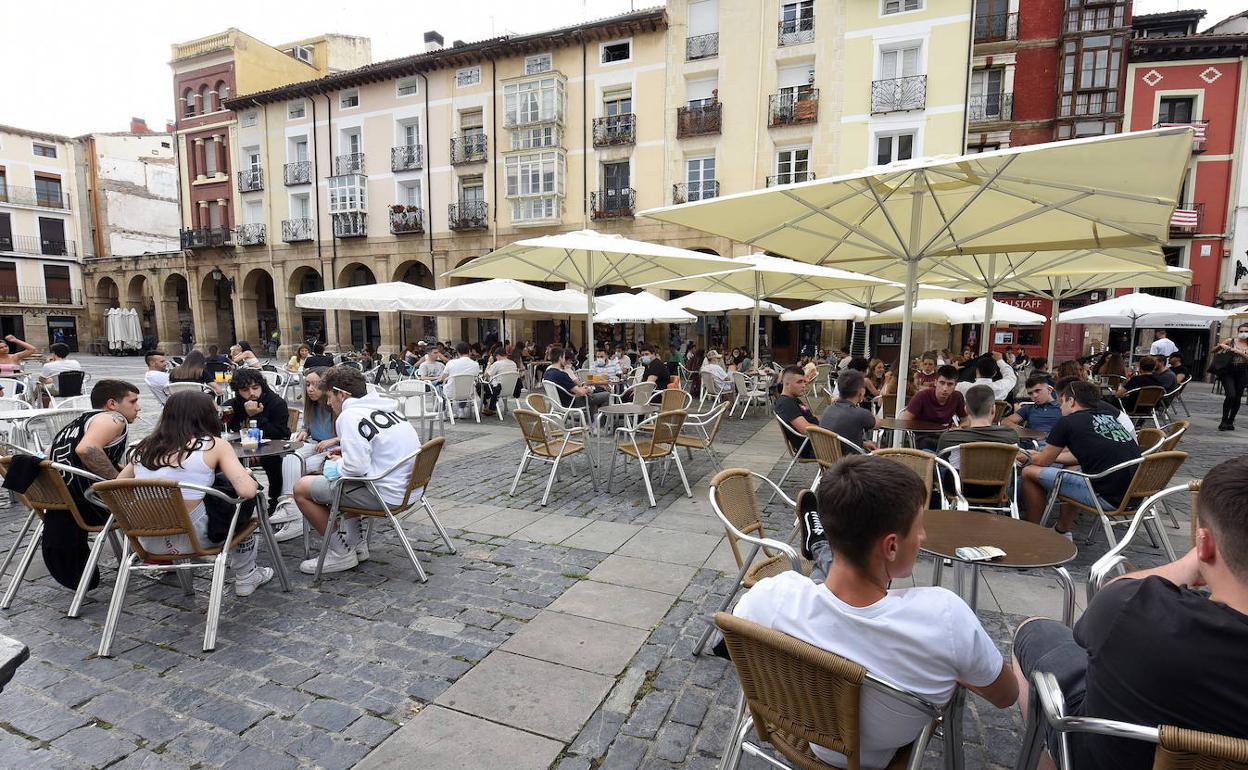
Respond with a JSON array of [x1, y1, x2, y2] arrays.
[[292, 364, 421, 574]]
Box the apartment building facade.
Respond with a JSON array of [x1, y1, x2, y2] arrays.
[[0, 125, 88, 349]]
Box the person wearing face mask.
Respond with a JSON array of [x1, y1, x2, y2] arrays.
[[589, 349, 620, 379], [637, 342, 670, 387], [1215, 323, 1248, 430]]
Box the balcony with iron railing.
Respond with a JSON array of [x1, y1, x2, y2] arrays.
[[282, 218, 314, 242], [179, 228, 232, 249], [778, 16, 815, 46], [969, 92, 1014, 122], [235, 223, 266, 246], [389, 206, 425, 235], [450, 134, 488, 165], [593, 114, 636, 147], [449, 200, 489, 230], [677, 103, 722, 138], [0, 234, 78, 257], [766, 172, 815, 187], [332, 212, 367, 238], [0, 285, 82, 306], [1169, 203, 1204, 238], [591, 189, 636, 219], [871, 75, 927, 114], [284, 161, 312, 185], [1154, 120, 1209, 153], [237, 168, 263, 193], [769, 90, 819, 127], [391, 144, 424, 172], [686, 33, 719, 60], [974, 11, 1018, 42], [334, 153, 365, 175], [672, 181, 719, 204], [0, 185, 70, 210]]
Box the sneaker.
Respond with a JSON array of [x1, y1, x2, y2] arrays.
[[234, 566, 274, 597], [272, 520, 303, 543], [355, 540, 370, 562], [1055, 528, 1074, 542], [795, 489, 823, 561], [269, 501, 300, 524], [299, 548, 358, 575]]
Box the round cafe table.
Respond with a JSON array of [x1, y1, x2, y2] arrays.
[[229, 436, 307, 563], [878, 417, 946, 448], [921, 508, 1077, 625], [595, 403, 659, 465]]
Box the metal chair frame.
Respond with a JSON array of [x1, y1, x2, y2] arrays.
[[1086, 482, 1196, 604], [541, 380, 590, 431], [607, 409, 691, 508], [510, 410, 597, 506], [730, 371, 769, 419], [444, 373, 482, 424], [674, 401, 730, 471], [1161, 378, 1191, 419], [936, 442, 1020, 518]]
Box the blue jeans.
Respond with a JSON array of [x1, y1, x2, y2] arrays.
[[1035, 466, 1114, 511]]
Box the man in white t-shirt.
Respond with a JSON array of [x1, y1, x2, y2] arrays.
[[1148, 329, 1179, 359], [142, 351, 170, 404], [439, 342, 481, 414], [736, 455, 1017, 769], [39, 342, 83, 397]]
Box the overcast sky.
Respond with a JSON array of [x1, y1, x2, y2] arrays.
[[3, 0, 1243, 137]]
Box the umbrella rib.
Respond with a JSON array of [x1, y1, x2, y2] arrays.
[[811, 176, 913, 261], [857, 175, 913, 258], [914, 157, 1017, 257], [922, 191, 1095, 255], [739, 184, 871, 248], [775, 188, 909, 259], [959, 171, 1179, 207]]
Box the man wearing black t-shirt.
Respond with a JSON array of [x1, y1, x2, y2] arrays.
[[1018, 380, 1141, 533], [774, 366, 816, 457], [637, 343, 670, 387], [1116, 355, 1169, 411], [1167, 353, 1190, 384], [1013, 456, 1248, 770]]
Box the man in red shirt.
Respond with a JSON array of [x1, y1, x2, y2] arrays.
[[900, 365, 966, 449]]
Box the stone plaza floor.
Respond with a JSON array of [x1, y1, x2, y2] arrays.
[[0, 354, 1238, 769]]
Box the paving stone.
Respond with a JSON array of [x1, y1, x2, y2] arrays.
[[284, 730, 370, 770], [7, 703, 90, 741], [355, 705, 563, 770], [561, 520, 643, 552], [621, 690, 675, 740], [617, 527, 723, 567], [654, 721, 698, 763], [548, 580, 676, 630], [513, 512, 593, 544], [464, 507, 547, 537], [246, 682, 315, 715], [220, 743, 300, 770], [435, 651, 613, 741], [109, 748, 194, 770], [587, 554, 698, 595], [344, 713, 398, 747], [501, 610, 649, 676], [49, 724, 135, 768]]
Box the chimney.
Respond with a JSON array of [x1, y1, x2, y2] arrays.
[[130, 117, 151, 134], [423, 30, 444, 53], [165, 120, 175, 133]]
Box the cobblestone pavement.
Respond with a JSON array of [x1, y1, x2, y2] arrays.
[[0, 355, 1240, 769]]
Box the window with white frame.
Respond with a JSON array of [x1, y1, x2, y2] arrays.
[[290, 137, 309, 162], [969, 68, 1006, 120], [875, 131, 915, 165], [774, 147, 810, 184], [459, 177, 484, 202], [456, 66, 481, 87], [600, 40, 632, 64], [882, 0, 922, 14], [686, 156, 717, 201], [241, 110, 257, 128], [290, 193, 311, 219], [342, 130, 362, 156], [880, 44, 922, 79], [504, 77, 565, 126], [686, 77, 718, 107], [287, 100, 306, 119], [339, 89, 360, 109], [525, 53, 553, 74], [505, 151, 565, 221], [777, 63, 815, 103], [397, 120, 420, 148], [603, 90, 632, 116], [244, 200, 263, 225], [396, 77, 419, 97], [397, 180, 422, 207], [779, 0, 815, 43], [511, 126, 561, 150], [328, 174, 366, 212], [243, 146, 261, 171]]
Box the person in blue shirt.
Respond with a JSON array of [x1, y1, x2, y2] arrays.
[[588, 349, 621, 378], [1004, 374, 1063, 437]]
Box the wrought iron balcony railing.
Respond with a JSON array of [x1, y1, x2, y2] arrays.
[[0, 234, 78, 257], [778, 17, 815, 46], [672, 181, 719, 204], [334, 153, 365, 175], [237, 168, 263, 192], [332, 211, 367, 238], [389, 207, 425, 234], [0, 285, 82, 305], [450, 134, 488, 165], [179, 227, 231, 249], [448, 200, 489, 230], [1154, 120, 1210, 153], [1169, 203, 1203, 237], [282, 218, 314, 242], [769, 90, 819, 127], [968, 92, 1014, 122], [871, 75, 927, 114], [391, 144, 424, 172], [677, 103, 722, 138], [591, 189, 636, 219], [593, 114, 636, 147], [766, 172, 815, 187], [235, 223, 266, 246], [0, 184, 70, 210], [974, 11, 1018, 42], [686, 33, 719, 60], [284, 161, 312, 185]]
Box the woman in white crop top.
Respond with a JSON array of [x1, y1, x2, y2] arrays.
[[118, 391, 272, 597]]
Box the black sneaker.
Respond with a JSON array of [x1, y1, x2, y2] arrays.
[[796, 489, 823, 561]]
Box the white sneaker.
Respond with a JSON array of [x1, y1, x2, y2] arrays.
[[355, 540, 370, 562], [299, 548, 358, 575], [234, 566, 274, 597], [269, 501, 299, 525], [272, 520, 303, 543]]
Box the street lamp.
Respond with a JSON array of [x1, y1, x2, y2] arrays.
[[209, 267, 235, 292]]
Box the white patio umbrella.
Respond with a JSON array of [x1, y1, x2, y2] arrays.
[[1058, 291, 1229, 363], [443, 230, 739, 350], [593, 292, 696, 324], [959, 298, 1046, 325], [868, 299, 977, 325], [295, 281, 431, 312], [1224, 304, 1248, 317], [669, 291, 790, 316], [641, 128, 1193, 412], [778, 302, 867, 323], [400, 278, 581, 317]]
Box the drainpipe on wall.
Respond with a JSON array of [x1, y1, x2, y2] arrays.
[[581, 31, 589, 228], [490, 54, 499, 252], [418, 71, 433, 256]]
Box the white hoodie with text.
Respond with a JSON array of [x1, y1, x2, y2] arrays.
[[335, 394, 420, 504]]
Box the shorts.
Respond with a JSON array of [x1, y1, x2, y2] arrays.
[[308, 475, 386, 511], [1013, 618, 1088, 759], [1035, 466, 1115, 511]]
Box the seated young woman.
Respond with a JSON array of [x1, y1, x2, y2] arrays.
[[271, 367, 338, 540]]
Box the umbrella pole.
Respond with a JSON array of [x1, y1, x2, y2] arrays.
[[1128, 315, 1138, 367], [584, 256, 595, 359], [896, 258, 918, 419], [862, 286, 874, 359], [981, 255, 996, 354], [752, 273, 761, 366], [1046, 291, 1062, 363]]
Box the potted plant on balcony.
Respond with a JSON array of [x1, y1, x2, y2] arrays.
[[391, 204, 422, 233]]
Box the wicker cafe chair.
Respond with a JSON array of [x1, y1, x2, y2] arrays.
[[1159, 420, 1189, 452], [91, 478, 290, 655], [1085, 482, 1198, 604], [770, 414, 823, 504], [510, 409, 597, 507], [1016, 671, 1248, 770], [286, 406, 302, 434], [993, 400, 1012, 424], [692, 469, 806, 656], [1039, 450, 1187, 561], [1120, 385, 1166, 429], [674, 401, 730, 471], [937, 442, 1020, 518], [1135, 427, 1164, 454], [871, 448, 967, 510], [806, 426, 868, 471], [608, 410, 692, 508], [0, 459, 116, 619], [650, 387, 693, 412], [310, 438, 457, 584], [716, 612, 966, 770]]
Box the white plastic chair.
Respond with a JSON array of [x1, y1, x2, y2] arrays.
[[489, 370, 521, 420], [542, 380, 589, 430], [729, 372, 769, 419], [444, 373, 481, 423], [260, 370, 286, 392], [395, 380, 445, 438]]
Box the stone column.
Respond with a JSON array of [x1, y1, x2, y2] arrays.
[[196, 200, 208, 229], [212, 134, 226, 176], [156, 273, 182, 353], [215, 198, 228, 228], [193, 139, 206, 181]]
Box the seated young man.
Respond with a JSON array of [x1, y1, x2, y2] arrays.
[[143, 350, 170, 404], [740, 455, 1017, 769], [1004, 375, 1062, 436], [293, 365, 420, 574], [1013, 455, 1248, 770], [955, 352, 1017, 401], [1167, 353, 1190, 384], [542, 346, 610, 416], [637, 343, 670, 387], [304, 343, 336, 369], [818, 370, 880, 451], [1116, 355, 1168, 411], [39, 342, 83, 398], [911, 354, 939, 392], [937, 384, 1020, 500], [774, 366, 816, 458], [900, 365, 967, 450], [224, 368, 291, 517]]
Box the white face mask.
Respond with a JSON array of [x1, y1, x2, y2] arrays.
[[1239, 332, 1248, 340], [596, 358, 606, 364]]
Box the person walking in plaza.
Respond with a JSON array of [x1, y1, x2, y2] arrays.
[[1148, 328, 1179, 358], [223, 368, 290, 517], [119, 391, 273, 596], [268, 328, 280, 358], [1215, 322, 1248, 430], [180, 325, 193, 355], [292, 365, 421, 574]]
